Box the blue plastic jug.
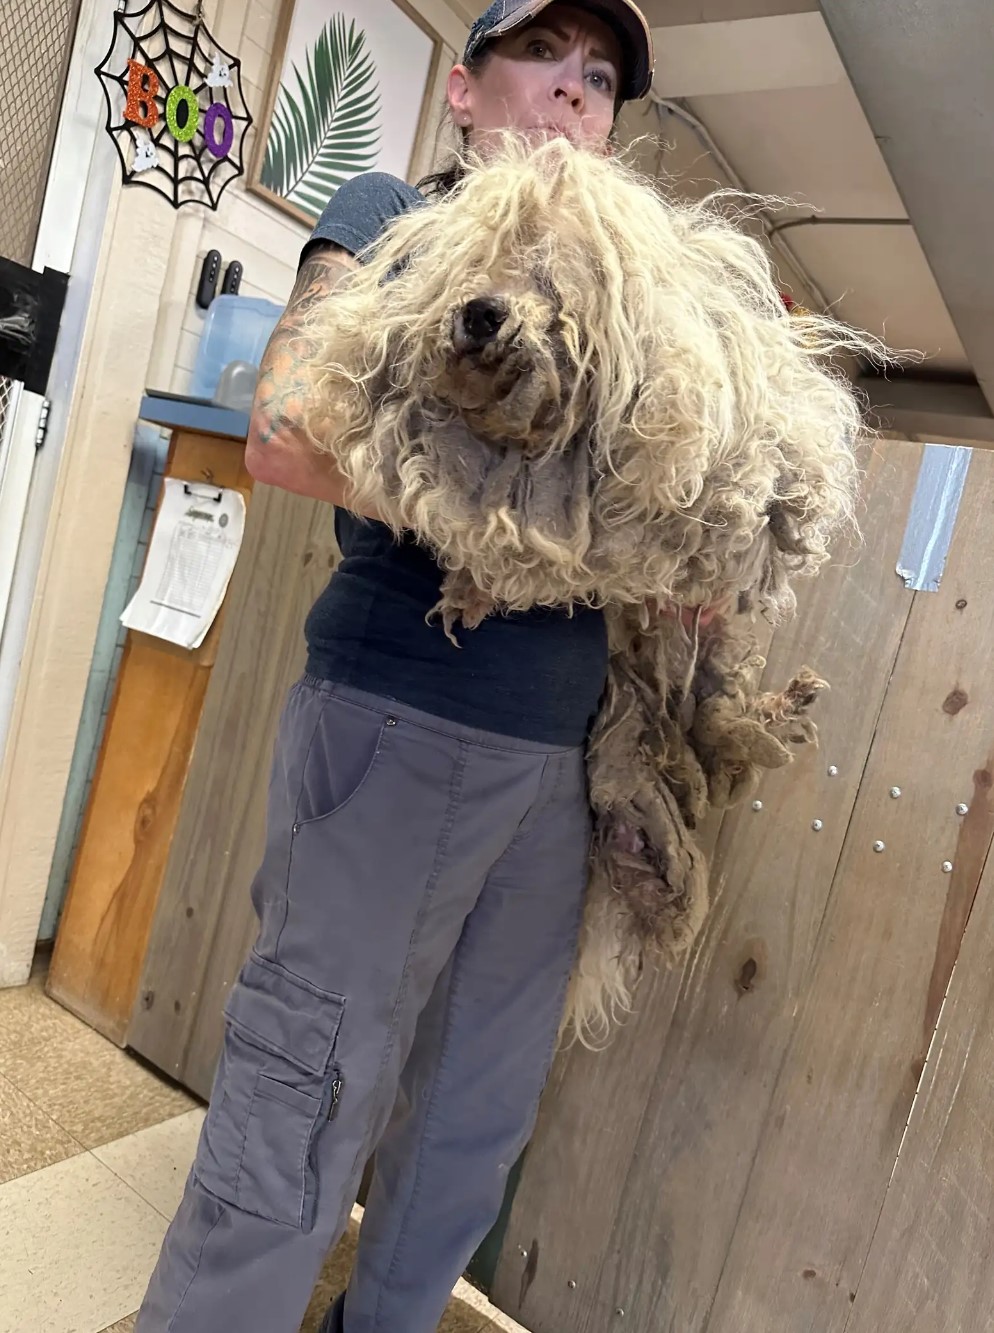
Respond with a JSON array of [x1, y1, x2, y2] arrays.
[[189, 294, 283, 400]]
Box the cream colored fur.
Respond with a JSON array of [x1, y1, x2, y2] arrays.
[[299, 138, 885, 1045]]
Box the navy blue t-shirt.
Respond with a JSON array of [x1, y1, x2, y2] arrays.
[[299, 172, 608, 746]]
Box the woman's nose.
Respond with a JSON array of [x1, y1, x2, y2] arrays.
[[553, 69, 585, 110], [453, 298, 508, 355]]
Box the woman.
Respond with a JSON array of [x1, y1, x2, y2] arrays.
[[137, 4, 653, 1330]]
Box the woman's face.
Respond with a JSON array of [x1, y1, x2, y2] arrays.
[[448, 4, 623, 152]]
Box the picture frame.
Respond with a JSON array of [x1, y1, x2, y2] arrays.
[[248, 0, 443, 228]]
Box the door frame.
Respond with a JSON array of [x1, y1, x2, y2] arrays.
[[0, 0, 118, 761]]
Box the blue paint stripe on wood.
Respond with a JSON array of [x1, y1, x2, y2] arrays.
[[896, 444, 972, 593], [39, 424, 170, 941]]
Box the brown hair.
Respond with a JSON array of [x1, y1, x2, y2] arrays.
[[417, 46, 492, 198]]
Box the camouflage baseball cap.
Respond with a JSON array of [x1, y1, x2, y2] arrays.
[[464, 0, 654, 102]]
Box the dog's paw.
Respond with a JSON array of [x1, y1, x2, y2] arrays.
[[435, 570, 499, 641], [750, 668, 827, 749]]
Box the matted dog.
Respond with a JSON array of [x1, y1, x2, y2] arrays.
[[300, 137, 883, 1043]]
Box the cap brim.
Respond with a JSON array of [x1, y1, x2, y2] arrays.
[[481, 0, 654, 102]]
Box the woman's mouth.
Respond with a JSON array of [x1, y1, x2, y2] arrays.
[[528, 124, 575, 142]]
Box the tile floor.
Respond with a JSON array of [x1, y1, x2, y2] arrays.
[[0, 960, 525, 1333]]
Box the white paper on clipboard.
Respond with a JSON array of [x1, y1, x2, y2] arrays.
[[120, 477, 246, 649]]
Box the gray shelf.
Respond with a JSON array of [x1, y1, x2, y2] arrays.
[[139, 393, 250, 442]]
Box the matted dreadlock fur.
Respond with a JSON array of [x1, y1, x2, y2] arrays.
[[299, 136, 885, 1046]]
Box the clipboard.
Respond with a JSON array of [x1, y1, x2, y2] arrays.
[[120, 476, 247, 649]]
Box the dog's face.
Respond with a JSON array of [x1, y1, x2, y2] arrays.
[[434, 285, 567, 447], [347, 145, 638, 455]]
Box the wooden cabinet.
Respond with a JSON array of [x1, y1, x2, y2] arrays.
[[48, 425, 253, 1043]]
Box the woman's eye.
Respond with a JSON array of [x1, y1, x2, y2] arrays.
[[588, 69, 615, 93], [527, 39, 552, 57]]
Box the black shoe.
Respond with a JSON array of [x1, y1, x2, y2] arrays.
[[317, 1293, 345, 1333]]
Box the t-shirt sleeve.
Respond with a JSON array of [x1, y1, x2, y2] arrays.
[[300, 172, 425, 268]]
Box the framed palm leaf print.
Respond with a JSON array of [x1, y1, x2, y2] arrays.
[[249, 0, 442, 226]]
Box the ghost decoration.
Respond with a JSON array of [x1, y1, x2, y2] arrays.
[[206, 53, 232, 88], [132, 130, 159, 173]]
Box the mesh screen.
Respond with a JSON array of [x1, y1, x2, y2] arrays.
[[0, 377, 13, 440], [0, 375, 16, 489], [0, 0, 81, 266]]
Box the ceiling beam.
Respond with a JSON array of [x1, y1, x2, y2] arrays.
[[857, 378, 994, 446], [642, 0, 817, 24], [819, 0, 994, 415], [650, 12, 843, 96]]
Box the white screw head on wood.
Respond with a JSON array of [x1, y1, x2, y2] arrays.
[[873, 840, 886, 853], [828, 765, 839, 777], [568, 1280, 577, 1290], [890, 787, 902, 799], [956, 803, 969, 816], [752, 800, 763, 812], [519, 1247, 528, 1259], [812, 819, 823, 831], [942, 861, 954, 873]]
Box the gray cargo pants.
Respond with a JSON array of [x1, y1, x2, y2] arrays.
[[137, 677, 591, 1332]]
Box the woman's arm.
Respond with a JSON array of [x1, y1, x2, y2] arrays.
[[245, 243, 380, 517]]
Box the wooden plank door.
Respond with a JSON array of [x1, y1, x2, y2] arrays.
[[492, 440, 994, 1332]]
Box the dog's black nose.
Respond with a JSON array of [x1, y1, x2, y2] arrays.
[[453, 298, 508, 354]]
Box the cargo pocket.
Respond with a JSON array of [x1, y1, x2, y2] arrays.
[[196, 954, 345, 1231]]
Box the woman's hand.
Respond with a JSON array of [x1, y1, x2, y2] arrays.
[[246, 244, 381, 519]]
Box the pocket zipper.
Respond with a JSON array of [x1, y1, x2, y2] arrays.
[[328, 1073, 344, 1121]]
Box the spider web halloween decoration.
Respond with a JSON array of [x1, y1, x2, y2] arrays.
[[95, 0, 252, 210]]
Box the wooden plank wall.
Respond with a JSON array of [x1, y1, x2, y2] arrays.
[[127, 480, 337, 1097], [706, 445, 994, 1332], [845, 813, 994, 1332], [46, 432, 252, 1044], [493, 441, 994, 1331]]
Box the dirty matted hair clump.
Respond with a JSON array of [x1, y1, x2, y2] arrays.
[[300, 137, 886, 1044]]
